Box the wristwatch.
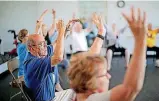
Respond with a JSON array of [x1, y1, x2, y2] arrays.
[[97, 34, 104, 40]]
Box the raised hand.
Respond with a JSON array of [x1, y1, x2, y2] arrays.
[[65, 19, 79, 30], [52, 9, 56, 17], [43, 9, 49, 14], [38, 9, 49, 22], [56, 20, 65, 35], [65, 20, 72, 31], [72, 12, 76, 20], [92, 13, 105, 36], [92, 13, 100, 27], [122, 7, 147, 41]]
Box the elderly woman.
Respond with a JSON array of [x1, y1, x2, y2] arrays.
[[17, 29, 29, 77], [54, 7, 147, 101]]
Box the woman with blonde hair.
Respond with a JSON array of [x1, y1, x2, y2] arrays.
[[17, 29, 29, 77]]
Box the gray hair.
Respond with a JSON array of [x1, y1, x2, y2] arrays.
[[26, 38, 36, 51]]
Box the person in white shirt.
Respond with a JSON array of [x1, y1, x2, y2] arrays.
[[70, 22, 90, 53], [67, 13, 101, 54]]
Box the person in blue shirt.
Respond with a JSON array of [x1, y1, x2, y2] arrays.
[[24, 20, 65, 101], [17, 29, 29, 77]]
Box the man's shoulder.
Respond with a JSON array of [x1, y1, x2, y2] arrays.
[[25, 56, 50, 65], [24, 54, 38, 66]]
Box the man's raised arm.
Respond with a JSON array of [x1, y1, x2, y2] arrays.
[[51, 20, 65, 66]]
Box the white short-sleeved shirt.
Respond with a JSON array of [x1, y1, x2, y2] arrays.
[[70, 31, 88, 53]]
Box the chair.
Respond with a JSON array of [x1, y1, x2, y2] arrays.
[[7, 57, 31, 101]]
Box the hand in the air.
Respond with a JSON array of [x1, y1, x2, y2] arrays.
[[122, 7, 147, 42]]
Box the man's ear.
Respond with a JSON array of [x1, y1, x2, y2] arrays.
[[27, 45, 33, 52]]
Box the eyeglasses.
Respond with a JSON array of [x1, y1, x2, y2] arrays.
[[97, 72, 110, 79], [31, 41, 47, 48]]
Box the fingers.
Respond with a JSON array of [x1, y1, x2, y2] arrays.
[[98, 15, 102, 23], [56, 19, 65, 30], [122, 12, 131, 24], [137, 8, 141, 22], [137, 8, 146, 25], [142, 11, 146, 24], [131, 6, 135, 21], [122, 7, 146, 24], [122, 6, 134, 24], [52, 9, 56, 14], [43, 9, 49, 14]]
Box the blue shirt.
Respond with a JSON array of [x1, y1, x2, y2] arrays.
[[17, 43, 28, 77], [49, 30, 58, 44], [24, 45, 59, 101]]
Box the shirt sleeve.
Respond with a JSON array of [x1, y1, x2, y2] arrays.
[[17, 44, 28, 62], [32, 57, 54, 80], [47, 45, 54, 56], [54, 66, 59, 84], [49, 30, 58, 43], [84, 30, 90, 36], [153, 29, 159, 35]]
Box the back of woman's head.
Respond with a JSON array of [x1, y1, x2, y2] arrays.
[[18, 29, 28, 42], [68, 53, 106, 93]]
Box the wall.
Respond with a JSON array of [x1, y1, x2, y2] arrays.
[[0, 1, 79, 53], [0, 1, 37, 53]]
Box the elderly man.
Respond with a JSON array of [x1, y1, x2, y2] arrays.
[[24, 20, 65, 101]]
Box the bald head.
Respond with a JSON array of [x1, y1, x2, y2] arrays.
[[27, 34, 47, 57], [28, 34, 45, 45], [72, 22, 82, 33]]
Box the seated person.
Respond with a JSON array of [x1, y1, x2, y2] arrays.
[[105, 23, 130, 70], [146, 23, 159, 67], [17, 29, 29, 77], [67, 7, 147, 101], [67, 13, 103, 54], [24, 20, 64, 101]]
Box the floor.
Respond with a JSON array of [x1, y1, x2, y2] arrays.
[[0, 57, 159, 101]]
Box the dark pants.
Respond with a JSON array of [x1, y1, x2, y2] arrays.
[[147, 46, 159, 59], [107, 45, 126, 56], [23, 84, 35, 101]]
